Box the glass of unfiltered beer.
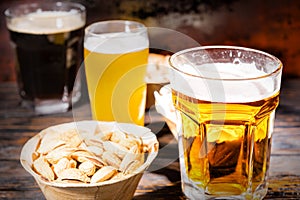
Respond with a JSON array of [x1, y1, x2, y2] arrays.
[[5, 2, 86, 114], [169, 46, 283, 199], [84, 20, 149, 125]]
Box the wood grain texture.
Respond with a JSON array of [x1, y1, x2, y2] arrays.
[[0, 80, 300, 199]]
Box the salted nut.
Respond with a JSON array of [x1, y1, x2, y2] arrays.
[[31, 125, 149, 184]]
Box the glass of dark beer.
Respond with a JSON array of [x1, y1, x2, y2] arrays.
[[169, 46, 283, 199], [5, 2, 86, 114]]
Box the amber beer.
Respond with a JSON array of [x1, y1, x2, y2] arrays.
[[173, 90, 279, 195], [169, 46, 283, 199]]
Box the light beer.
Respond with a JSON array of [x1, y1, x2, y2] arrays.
[[84, 29, 149, 125]]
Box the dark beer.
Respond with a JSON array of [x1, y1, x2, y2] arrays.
[[7, 10, 85, 105]]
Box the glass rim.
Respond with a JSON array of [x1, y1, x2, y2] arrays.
[[85, 20, 147, 39], [4, 1, 86, 19], [169, 45, 283, 81]]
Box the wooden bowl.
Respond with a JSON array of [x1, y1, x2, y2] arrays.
[[20, 121, 159, 200]]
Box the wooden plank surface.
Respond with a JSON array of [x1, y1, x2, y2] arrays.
[[0, 80, 300, 199]]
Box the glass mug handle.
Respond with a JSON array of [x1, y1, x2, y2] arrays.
[[154, 84, 181, 140]]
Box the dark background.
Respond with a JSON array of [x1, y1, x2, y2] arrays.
[[1, 0, 300, 81]]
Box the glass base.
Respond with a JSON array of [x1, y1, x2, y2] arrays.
[[20, 90, 81, 115], [21, 99, 69, 115], [181, 177, 267, 200], [20, 83, 82, 115]]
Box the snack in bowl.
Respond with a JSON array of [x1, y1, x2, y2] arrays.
[[20, 121, 158, 200]]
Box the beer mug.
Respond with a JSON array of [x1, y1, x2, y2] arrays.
[[5, 2, 86, 114], [84, 20, 149, 126], [169, 46, 283, 199]]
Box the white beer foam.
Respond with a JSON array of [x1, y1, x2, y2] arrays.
[[170, 62, 278, 103], [84, 33, 149, 54], [8, 10, 85, 34]]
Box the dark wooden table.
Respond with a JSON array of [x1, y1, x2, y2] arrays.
[[0, 79, 300, 199]]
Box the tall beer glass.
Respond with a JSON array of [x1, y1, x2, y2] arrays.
[[5, 2, 86, 114], [169, 46, 283, 199], [84, 20, 149, 125]]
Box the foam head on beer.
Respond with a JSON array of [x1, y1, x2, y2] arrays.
[[7, 10, 85, 34], [84, 32, 149, 54], [170, 59, 281, 103]]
